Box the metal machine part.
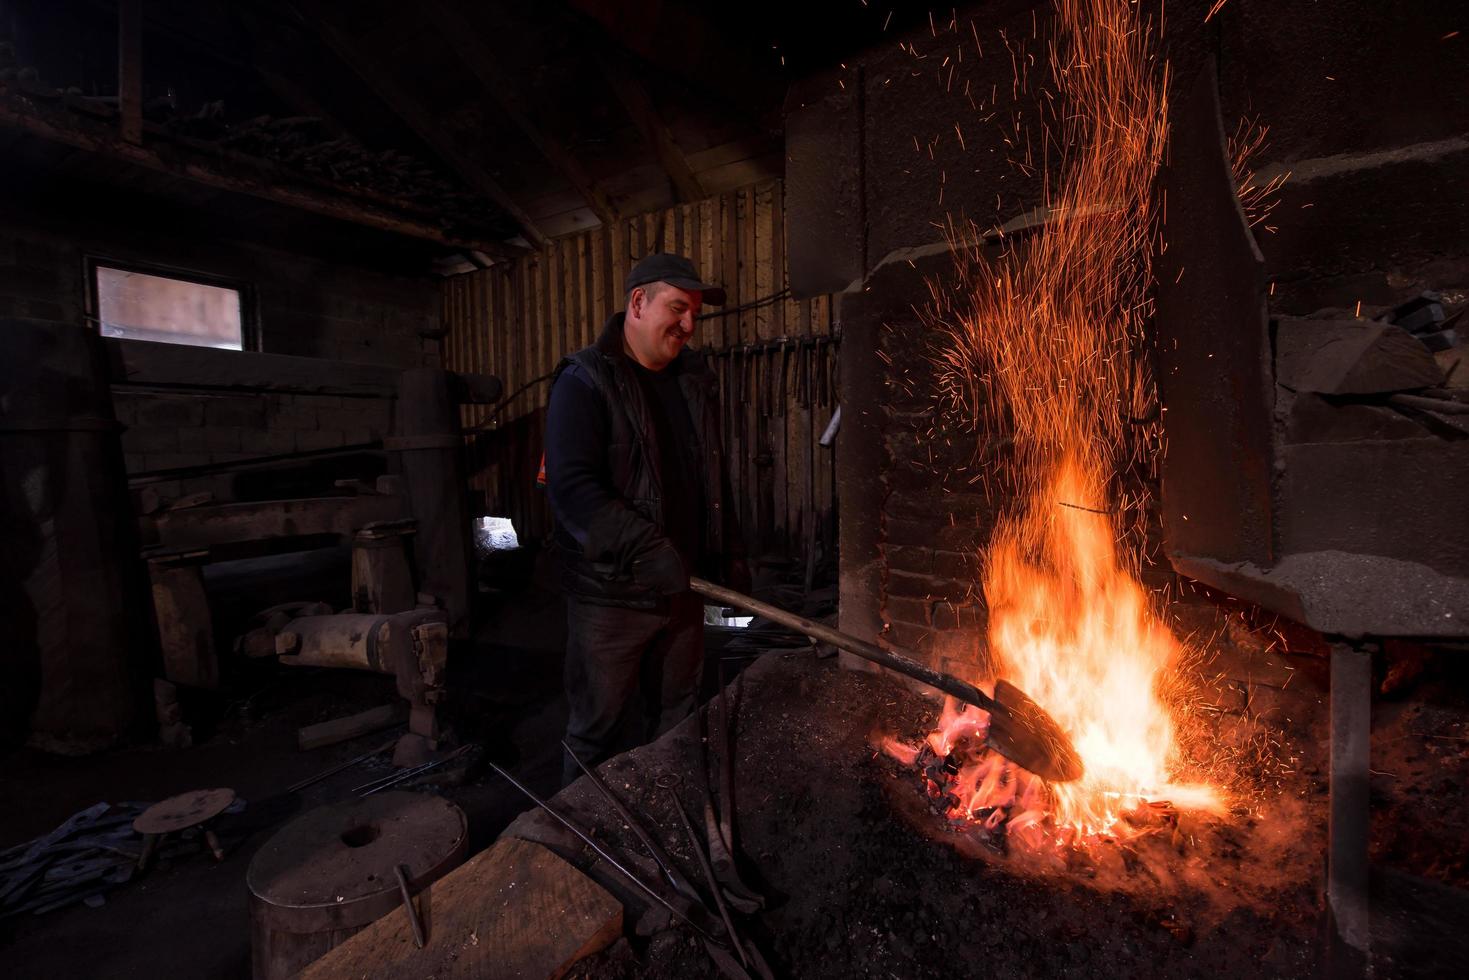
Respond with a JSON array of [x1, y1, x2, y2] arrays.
[[271, 608, 451, 766]]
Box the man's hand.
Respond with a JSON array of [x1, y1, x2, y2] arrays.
[[631, 540, 690, 595], [723, 558, 752, 597]]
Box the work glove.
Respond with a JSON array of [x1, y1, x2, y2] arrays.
[[631, 539, 690, 596]]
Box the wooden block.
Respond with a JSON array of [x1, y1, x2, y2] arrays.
[[299, 836, 622, 980], [298, 703, 406, 751], [149, 562, 219, 689]]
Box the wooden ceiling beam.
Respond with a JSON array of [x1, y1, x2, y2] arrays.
[[290, 0, 548, 248], [0, 96, 525, 259], [117, 0, 142, 144], [420, 0, 618, 228], [598, 53, 705, 204]]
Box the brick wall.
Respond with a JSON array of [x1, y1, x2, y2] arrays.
[[0, 206, 440, 503], [111, 390, 394, 501], [837, 251, 1009, 679]]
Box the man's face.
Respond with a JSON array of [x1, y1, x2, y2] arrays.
[[625, 283, 702, 370]]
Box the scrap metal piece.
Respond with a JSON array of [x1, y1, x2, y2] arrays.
[[700, 682, 764, 914], [394, 864, 426, 948], [666, 787, 748, 971], [562, 742, 693, 899], [706, 665, 764, 913], [486, 762, 722, 945]]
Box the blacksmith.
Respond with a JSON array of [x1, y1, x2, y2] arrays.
[[545, 252, 747, 783]]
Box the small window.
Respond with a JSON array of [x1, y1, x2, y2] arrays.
[[92, 262, 248, 350]]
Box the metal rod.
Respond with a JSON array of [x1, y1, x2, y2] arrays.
[[394, 864, 427, 948], [666, 787, 748, 970], [485, 761, 721, 943], [287, 739, 396, 794], [561, 741, 690, 897], [1390, 392, 1469, 415], [354, 745, 472, 796]]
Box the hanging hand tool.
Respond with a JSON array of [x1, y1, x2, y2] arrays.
[[776, 340, 790, 418], [688, 578, 1085, 783]]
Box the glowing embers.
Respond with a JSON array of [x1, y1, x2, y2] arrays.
[[882, 688, 1218, 858]]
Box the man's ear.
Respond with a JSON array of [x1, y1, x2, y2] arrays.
[[629, 286, 644, 318]]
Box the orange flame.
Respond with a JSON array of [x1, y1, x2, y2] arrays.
[[911, 0, 1227, 844]]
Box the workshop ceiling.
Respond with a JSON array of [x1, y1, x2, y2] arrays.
[[0, 0, 930, 264]]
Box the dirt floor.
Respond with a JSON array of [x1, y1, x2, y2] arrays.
[[0, 580, 574, 979], [3, 573, 1468, 979]]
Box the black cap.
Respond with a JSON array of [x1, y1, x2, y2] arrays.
[[624, 252, 726, 306]]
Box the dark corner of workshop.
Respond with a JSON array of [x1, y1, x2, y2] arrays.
[[2, 2, 1467, 979]]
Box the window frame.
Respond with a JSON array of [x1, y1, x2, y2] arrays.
[[85, 255, 261, 352]]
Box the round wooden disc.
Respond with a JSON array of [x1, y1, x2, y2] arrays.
[[247, 791, 468, 932], [133, 787, 236, 834]]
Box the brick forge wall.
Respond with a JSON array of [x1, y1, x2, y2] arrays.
[[839, 249, 1009, 682]]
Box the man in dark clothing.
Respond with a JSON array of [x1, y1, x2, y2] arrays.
[[545, 253, 746, 783]]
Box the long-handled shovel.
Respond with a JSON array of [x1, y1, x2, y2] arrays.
[[689, 577, 1085, 783]]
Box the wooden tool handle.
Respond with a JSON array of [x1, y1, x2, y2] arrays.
[[689, 577, 999, 714]]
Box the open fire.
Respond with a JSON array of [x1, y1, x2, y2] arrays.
[[881, 0, 1232, 852]]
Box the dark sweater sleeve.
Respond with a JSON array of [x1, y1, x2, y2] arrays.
[[544, 365, 614, 548], [544, 365, 684, 589]]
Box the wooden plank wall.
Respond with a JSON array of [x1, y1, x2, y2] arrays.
[[442, 178, 841, 570]]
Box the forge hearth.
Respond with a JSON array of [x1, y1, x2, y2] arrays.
[[502, 620, 1334, 980]]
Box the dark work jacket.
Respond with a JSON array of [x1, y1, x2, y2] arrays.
[[547, 313, 739, 607]]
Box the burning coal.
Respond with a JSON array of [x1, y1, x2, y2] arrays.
[[886, 0, 1229, 848]]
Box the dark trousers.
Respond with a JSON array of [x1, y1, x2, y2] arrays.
[[562, 592, 704, 784]]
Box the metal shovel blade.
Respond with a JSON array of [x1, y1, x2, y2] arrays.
[[987, 679, 1085, 783]]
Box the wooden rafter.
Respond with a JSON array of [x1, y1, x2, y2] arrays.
[[420, 0, 618, 228], [291, 0, 548, 248], [0, 95, 524, 259], [117, 0, 142, 144], [598, 52, 704, 204]]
